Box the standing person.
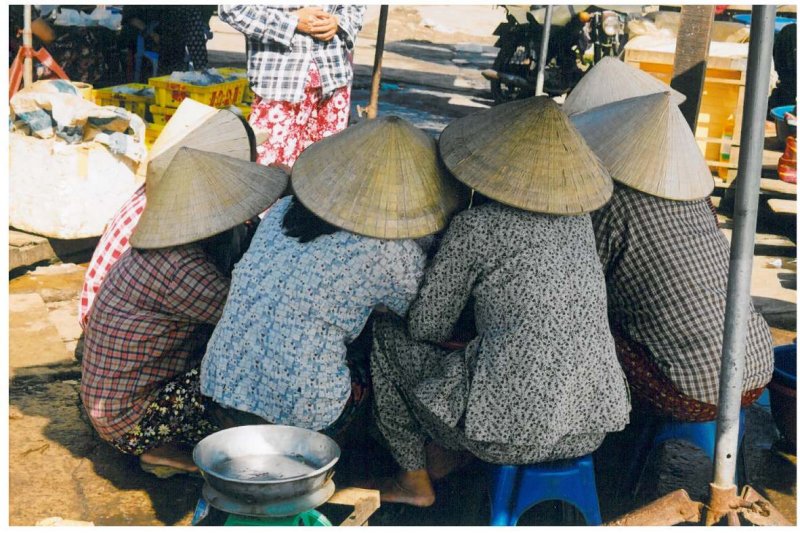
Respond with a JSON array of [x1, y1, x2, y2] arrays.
[[78, 99, 256, 330], [218, 5, 366, 168], [570, 91, 774, 422], [80, 147, 288, 477], [200, 116, 465, 441], [365, 98, 631, 507]]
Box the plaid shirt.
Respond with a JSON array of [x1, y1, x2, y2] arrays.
[[80, 245, 230, 441], [218, 5, 365, 103], [592, 185, 774, 404], [79, 185, 147, 329]]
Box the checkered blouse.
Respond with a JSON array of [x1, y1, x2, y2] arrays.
[[79, 185, 146, 330], [591, 185, 774, 404], [80, 245, 230, 440], [218, 5, 365, 103]]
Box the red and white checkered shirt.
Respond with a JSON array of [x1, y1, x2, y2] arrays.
[[80, 245, 230, 441], [79, 185, 147, 329]]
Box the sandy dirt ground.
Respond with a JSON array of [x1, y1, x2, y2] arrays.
[[8, 5, 797, 526]]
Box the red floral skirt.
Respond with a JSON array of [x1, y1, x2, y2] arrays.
[[248, 62, 351, 168]]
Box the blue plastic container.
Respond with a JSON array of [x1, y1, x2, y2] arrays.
[[732, 14, 796, 34], [773, 344, 796, 388], [770, 105, 797, 144]]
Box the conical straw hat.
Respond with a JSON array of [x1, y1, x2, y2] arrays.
[[570, 92, 714, 201], [291, 116, 467, 239], [438, 96, 613, 215], [130, 147, 288, 249], [562, 57, 686, 116], [146, 99, 253, 185]]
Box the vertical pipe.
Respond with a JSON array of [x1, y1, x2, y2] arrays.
[[711, 4, 776, 488], [23, 5, 33, 88], [366, 5, 389, 120], [534, 5, 552, 96]]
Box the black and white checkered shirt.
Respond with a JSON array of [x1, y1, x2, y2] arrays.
[[592, 185, 774, 404], [219, 5, 365, 103]]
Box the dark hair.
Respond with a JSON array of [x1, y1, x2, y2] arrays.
[[281, 196, 338, 243], [199, 225, 249, 276]]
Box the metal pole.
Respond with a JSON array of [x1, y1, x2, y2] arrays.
[[366, 5, 389, 119], [534, 5, 552, 96], [711, 4, 776, 489], [23, 5, 33, 88]]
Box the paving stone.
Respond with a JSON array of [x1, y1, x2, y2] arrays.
[[9, 293, 73, 372]]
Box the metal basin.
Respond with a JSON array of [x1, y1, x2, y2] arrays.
[[193, 425, 340, 504]]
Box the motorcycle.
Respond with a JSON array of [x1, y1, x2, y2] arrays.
[[483, 5, 645, 103]]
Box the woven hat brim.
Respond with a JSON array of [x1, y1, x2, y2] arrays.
[[292, 116, 467, 239], [570, 92, 714, 201], [147, 101, 252, 186], [130, 148, 288, 248], [563, 56, 687, 116], [439, 97, 613, 215]]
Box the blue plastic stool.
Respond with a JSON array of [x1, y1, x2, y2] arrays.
[[134, 33, 159, 82], [489, 455, 602, 526], [628, 409, 747, 497]]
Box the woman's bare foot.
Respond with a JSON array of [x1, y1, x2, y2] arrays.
[[140, 441, 198, 476], [425, 442, 475, 481], [371, 470, 436, 507]]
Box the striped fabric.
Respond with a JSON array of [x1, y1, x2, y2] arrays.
[[79, 185, 146, 329], [218, 5, 365, 103], [80, 245, 229, 441]]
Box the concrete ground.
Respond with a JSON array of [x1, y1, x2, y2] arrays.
[[8, 4, 797, 526]]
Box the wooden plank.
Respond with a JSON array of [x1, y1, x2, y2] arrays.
[[671, 6, 715, 132], [768, 198, 798, 215], [327, 488, 380, 527], [715, 177, 798, 195], [761, 178, 797, 196]]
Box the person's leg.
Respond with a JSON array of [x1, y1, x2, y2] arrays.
[[308, 84, 352, 145], [247, 95, 303, 168], [368, 314, 436, 506], [110, 367, 219, 476]]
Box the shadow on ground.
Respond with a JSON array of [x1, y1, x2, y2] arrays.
[[9, 371, 203, 525]]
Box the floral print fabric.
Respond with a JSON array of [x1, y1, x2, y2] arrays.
[[370, 202, 631, 468], [110, 368, 218, 456], [201, 196, 426, 431], [248, 62, 351, 167]]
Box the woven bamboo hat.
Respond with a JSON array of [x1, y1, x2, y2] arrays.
[[130, 147, 288, 249], [438, 96, 613, 215], [570, 92, 714, 201], [562, 57, 686, 116], [291, 116, 467, 239], [146, 98, 253, 185]]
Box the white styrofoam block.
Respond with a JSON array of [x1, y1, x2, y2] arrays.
[[9, 134, 144, 239]]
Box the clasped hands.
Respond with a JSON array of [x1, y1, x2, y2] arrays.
[[294, 7, 340, 42]]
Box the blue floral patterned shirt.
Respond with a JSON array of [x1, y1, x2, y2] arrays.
[[200, 196, 426, 430]]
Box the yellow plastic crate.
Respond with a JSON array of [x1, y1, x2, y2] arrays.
[[149, 104, 176, 125], [217, 67, 254, 103], [148, 75, 248, 108], [145, 122, 165, 149], [93, 83, 155, 118]]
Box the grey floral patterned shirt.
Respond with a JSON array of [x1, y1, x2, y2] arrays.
[[591, 185, 774, 403], [201, 196, 426, 430], [408, 201, 631, 448]]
